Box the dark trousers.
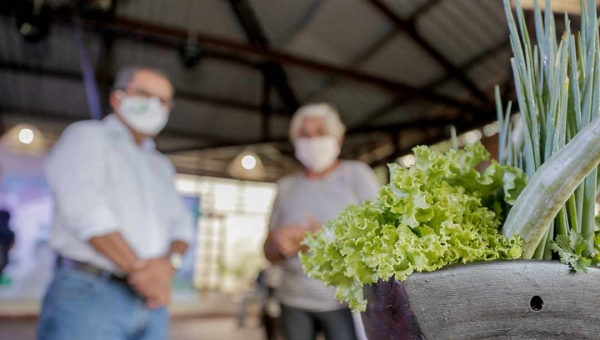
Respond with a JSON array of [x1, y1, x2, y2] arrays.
[[262, 313, 281, 340], [280, 304, 357, 340]]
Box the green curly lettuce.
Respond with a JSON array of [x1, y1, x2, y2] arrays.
[[300, 142, 526, 311]]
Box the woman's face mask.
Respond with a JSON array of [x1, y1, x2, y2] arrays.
[[294, 136, 340, 173], [117, 94, 170, 136]]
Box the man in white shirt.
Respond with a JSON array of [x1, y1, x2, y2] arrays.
[[37, 67, 194, 340]]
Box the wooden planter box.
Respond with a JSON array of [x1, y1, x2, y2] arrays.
[[361, 261, 600, 340]]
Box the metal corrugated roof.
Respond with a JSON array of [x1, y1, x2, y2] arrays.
[[117, 0, 247, 42], [111, 39, 263, 105], [0, 0, 521, 179], [167, 99, 283, 142], [433, 79, 470, 101], [0, 19, 102, 71], [0, 71, 88, 118], [358, 33, 446, 86], [280, 0, 393, 66], [418, 0, 507, 67], [309, 80, 395, 128], [468, 48, 513, 93], [247, 0, 318, 46], [282, 66, 330, 102], [380, 0, 430, 18], [372, 99, 439, 126]]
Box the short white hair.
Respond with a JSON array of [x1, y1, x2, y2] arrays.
[[288, 103, 346, 141], [112, 66, 171, 91]]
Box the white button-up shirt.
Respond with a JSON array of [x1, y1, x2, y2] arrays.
[[46, 114, 194, 273]]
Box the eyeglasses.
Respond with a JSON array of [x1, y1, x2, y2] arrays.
[[121, 86, 173, 109]]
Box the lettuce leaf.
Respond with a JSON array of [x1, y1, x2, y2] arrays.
[[300, 142, 526, 311]]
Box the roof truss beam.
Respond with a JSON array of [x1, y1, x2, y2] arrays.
[[358, 37, 511, 126], [365, 0, 490, 103], [228, 0, 299, 112], [0, 60, 288, 115], [0, 1, 484, 116]]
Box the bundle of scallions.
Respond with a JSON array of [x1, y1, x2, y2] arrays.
[[300, 0, 600, 312], [499, 0, 600, 266]]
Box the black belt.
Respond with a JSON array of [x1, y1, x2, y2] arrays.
[[56, 256, 129, 285]]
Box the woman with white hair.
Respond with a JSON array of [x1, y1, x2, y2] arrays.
[[264, 103, 380, 340]]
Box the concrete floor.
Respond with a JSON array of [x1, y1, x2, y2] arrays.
[[0, 317, 265, 340]]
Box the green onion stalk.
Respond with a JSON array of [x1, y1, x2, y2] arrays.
[[498, 0, 600, 269]]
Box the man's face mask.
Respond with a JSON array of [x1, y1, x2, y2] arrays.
[[294, 136, 340, 173], [117, 93, 170, 136]]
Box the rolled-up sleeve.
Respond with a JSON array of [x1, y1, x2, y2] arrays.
[[161, 161, 194, 244], [169, 195, 195, 244], [45, 123, 119, 241]]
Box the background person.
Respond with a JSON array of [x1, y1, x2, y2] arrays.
[[37, 66, 194, 340], [264, 103, 380, 340]]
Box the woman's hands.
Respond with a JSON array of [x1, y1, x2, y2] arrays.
[[274, 217, 322, 257], [273, 224, 309, 257], [265, 217, 322, 261]]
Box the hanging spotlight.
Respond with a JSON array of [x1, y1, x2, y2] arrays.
[[178, 2, 204, 69], [15, 0, 51, 43], [178, 43, 204, 69]]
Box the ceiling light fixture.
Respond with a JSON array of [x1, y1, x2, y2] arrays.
[[0, 124, 46, 155], [228, 151, 266, 180], [241, 155, 257, 170], [18, 128, 34, 145]]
